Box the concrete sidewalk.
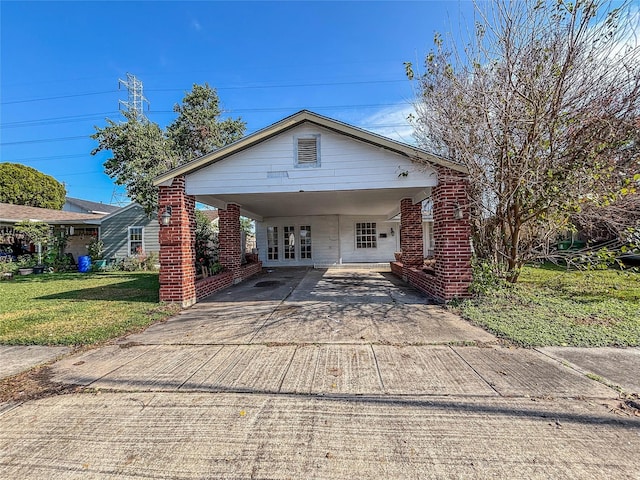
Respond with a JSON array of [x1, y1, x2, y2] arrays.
[[1, 268, 639, 479]]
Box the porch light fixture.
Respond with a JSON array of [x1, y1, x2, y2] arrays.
[[160, 206, 172, 226], [390, 228, 395, 237], [453, 203, 464, 220]]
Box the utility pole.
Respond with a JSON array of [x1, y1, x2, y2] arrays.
[[118, 72, 149, 119]]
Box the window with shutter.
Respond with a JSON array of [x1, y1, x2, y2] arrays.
[[295, 135, 320, 167]]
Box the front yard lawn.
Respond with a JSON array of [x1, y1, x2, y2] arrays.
[[457, 264, 640, 347], [0, 272, 179, 345]]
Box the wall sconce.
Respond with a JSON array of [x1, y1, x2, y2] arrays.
[[453, 203, 464, 220], [160, 206, 172, 226], [390, 228, 395, 237]]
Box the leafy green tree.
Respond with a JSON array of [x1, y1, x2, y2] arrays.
[[167, 83, 246, 161], [0, 163, 66, 209], [92, 111, 174, 215], [407, 0, 640, 281], [92, 84, 245, 214]]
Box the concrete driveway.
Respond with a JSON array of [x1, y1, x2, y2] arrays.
[[1, 268, 639, 479]]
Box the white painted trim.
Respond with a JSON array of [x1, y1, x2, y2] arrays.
[[127, 225, 145, 256]]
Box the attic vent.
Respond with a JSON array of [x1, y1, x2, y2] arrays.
[[295, 135, 320, 167]]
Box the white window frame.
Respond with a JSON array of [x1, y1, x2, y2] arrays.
[[300, 225, 312, 259], [267, 226, 279, 261], [355, 222, 377, 249], [128, 226, 144, 256], [294, 134, 321, 168]]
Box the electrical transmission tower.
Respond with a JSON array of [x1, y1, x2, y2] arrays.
[[118, 72, 149, 119]]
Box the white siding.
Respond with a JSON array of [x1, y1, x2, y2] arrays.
[[339, 216, 398, 263], [256, 215, 339, 267], [256, 214, 400, 266], [186, 124, 437, 196]]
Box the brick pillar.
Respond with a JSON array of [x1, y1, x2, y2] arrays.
[[158, 176, 196, 307], [218, 203, 242, 283], [400, 198, 424, 279], [432, 166, 472, 299]]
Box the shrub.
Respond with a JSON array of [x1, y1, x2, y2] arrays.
[[468, 259, 509, 296]]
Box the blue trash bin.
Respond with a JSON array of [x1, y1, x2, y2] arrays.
[[78, 255, 92, 273]]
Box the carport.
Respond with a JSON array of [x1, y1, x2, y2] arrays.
[[153, 111, 473, 307]]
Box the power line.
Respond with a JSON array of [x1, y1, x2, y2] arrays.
[[2, 78, 407, 106], [1, 90, 116, 105], [148, 79, 406, 93], [0, 135, 91, 146], [0, 102, 413, 130], [0, 112, 118, 129]]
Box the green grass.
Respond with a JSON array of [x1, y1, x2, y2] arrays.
[[0, 272, 179, 346], [457, 265, 640, 347]]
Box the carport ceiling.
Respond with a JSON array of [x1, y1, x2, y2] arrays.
[[196, 187, 429, 219]]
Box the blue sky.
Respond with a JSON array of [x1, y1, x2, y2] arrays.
[[1, 1, 475, 205]]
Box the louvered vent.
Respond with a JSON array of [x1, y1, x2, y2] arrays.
[[297, 137, 318, 165]]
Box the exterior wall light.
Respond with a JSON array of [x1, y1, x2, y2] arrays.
[[160, 206, 172, 226], [390, 228, 395, 236]]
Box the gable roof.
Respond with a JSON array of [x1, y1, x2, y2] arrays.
[[0, 202, 105, 224], [154, 110, 467, 186], [64, 197, 120, 214]]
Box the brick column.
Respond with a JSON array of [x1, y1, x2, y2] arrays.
[[158, 176, 196, 307], [218, 203, 242, 283], [400, 198, 424, 278], [432, 166, 472, 299]]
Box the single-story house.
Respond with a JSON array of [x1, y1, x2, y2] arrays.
[[0, 202, 104, 260], [0, 201, 161, 264], [153, 110, 472, 306]]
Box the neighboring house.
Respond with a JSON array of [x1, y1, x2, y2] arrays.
[[63, 197, 120, 215], [0, 201, 160, 263], [99, 203, 160, 260], [153, 110, 472, 305], [0, 202, 104, 260]]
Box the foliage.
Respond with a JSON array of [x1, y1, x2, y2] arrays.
[[195, 209, 219, 274], [16, 255, 36, 269], [45, 232, 74, 272], [166, 83, 246, 161], [92, 111, 175, 215], [0, 163, 66, 209], [457, 265, 640, 347], [209, 262, 224, 275], [0, 260, 17, 275], [87, 238, 105, 261], [408, 0, 640, 281], [0, 272, 179, 345], [468, 259, 509, 296], [14, 220, 51, 265], [14, 220, 50, 246], [92, 84, 245, 214], [116, 252, 158, 272]]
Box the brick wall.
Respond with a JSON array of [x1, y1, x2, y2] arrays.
[[432, 166, 472, 299], [400, 198, 424, 270], [218, 203, 242, 282], [158, 176, 197, 307], [392, 166, 472, 302], [195, 259, 263, 300]]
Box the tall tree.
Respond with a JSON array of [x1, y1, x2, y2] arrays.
[[92, 84, 245, 214], [0, 163, 66, 209], [407, 0, 640, 280], [167, 83, 246, 161]]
